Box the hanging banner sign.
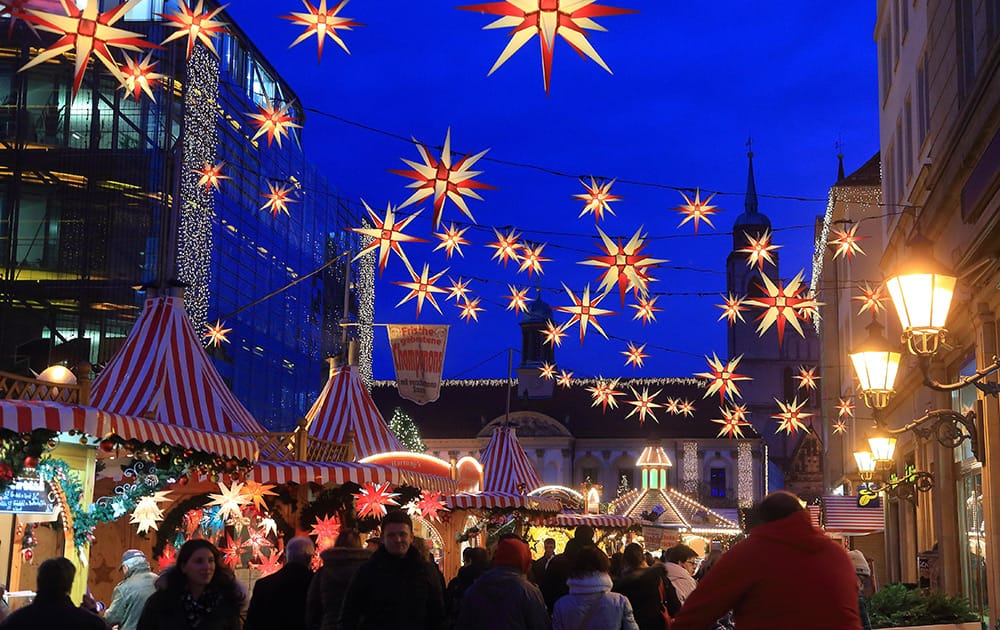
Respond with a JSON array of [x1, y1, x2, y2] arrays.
[[387, 324, 448, 405]]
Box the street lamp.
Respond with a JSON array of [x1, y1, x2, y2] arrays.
[[884, 234, 955, 356], [848, 320, 901, 410]]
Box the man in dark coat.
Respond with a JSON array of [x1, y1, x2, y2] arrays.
[[0, 557, 106, 629], [672, 491, 862, 630], [306, 529, 371, 630], [245, 536, 316, 630], [338, 510, 445, 629], [613, 542, 680, 630], [456, 535, 549, 630], [540, 525, 595, 611], [530, 538, 556, 585]]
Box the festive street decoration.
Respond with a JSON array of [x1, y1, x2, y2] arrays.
[[434, 223, 471, 259], [195, 162, 229, 192], [119, 52, 163, 101], [674, 188, 719, 233], [716, 293, 747, 324], [625, 386, 663, 425], [354, 482, 400, 519], [130, 491, 172, 534], [794, 366, 820, 391], [458, 0, 638, 94], [393, 264, 449, 318], [283, 0, 362, 60], [832, 420, 847, 435], [350, 201, 427, 276], [391, 128, 494, 229], [1, 0, 34, 34], [677, 399, 695, 417], [250, 549, 282, 577], [588, 378, 623, 412], [242, 525, 274, 558], [241, 481, 277, 511], [743, 270, 820, 346], [555, 283, 615, 343], [203, 320, 231, 347], [738, 230, 780, 270], [853, 281, 888, 316], [829, 223, 866, 259], [539, 362, 557, 380], [557, 369, 573, 388], [260, 182, 297, 217], [630, 296, 662, 325], [457, 296, 484, 323], [205, 481, 251, 524], [580, 226, 664, 303], [310, 514, 341, 550], [488, 228, 524, 267], [20, 0, 157, 97], [713, 407, 751, 440], [695, 353, 750, 403], [575, 177, 620, 223], [446, 276, 473, 301], [388, 407, 426, 452], [219, 534, 242, 568], [505, 285, 532, 314], [664, 397, 680, 415], [518, 242, 551, 277], [773, 397, 812, 436], [540, 319, 568, 347], [836, 397, 855, 419], [622, 342, 648, 368], [160, 0, 227, 58], [416, 491, 449, 521], [248, 100, 301, 148]]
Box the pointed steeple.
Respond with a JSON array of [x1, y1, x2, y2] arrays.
[[732, 140, 771, 250], [837, 152, 845, 181], [744, 138, 758, 216]]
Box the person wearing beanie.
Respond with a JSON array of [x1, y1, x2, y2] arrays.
[[105, 549, 159, 630], [847, 550, 873, 630], [455, 534, 550, 630]]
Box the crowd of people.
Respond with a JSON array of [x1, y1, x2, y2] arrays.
[[0, 490, 874, 629]]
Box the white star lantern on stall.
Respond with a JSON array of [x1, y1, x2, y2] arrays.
[[354, 483, 400, 519], [130, 491, 172, 534], [206, 482, 251, 524]]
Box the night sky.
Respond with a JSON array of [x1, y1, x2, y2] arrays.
[[223, 1, 880, 381]]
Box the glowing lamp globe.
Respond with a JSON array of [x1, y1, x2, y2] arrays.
[[849, 321, 901, 410], [884, 237, 956, 356], [37, 365, 77, 385], [868, 432, 897, 463], [853, 450, 876, 481]]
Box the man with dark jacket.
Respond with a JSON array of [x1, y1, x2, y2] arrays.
[[245, 536, 316, 630], [338, 510, 445, 629], [672, 491, 862, 630], [613, 542, 680, 630], [455, 535, 549, 630], [306, 529, 371, 630], [530, 538, 556, 585], [104, 549, 158, 630], [540, 525, 595, 611], [0, 557, 106, 629]]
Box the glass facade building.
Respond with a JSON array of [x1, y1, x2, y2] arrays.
[[0, 1, 366, 428]]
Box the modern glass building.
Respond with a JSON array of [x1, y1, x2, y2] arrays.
[[0, 1, 368, 428]]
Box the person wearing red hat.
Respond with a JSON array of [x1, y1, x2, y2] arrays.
[[455, 534, 550, 630]]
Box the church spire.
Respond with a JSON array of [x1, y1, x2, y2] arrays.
[[836, 139, 845, 181], [744, 137, 758, 215]]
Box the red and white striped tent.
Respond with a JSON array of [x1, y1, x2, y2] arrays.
[[92, 296, 265, 435], [304, 365, 402, 460], [252, 460, 456, 493], [480, 426, 542, 494], [446, 491, 561, 512]]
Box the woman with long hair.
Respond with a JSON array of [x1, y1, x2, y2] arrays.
[[552, 546, 639, 630], [138, 539, 244, 630]]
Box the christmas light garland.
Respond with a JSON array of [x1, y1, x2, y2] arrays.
[[737, 441, 754, 508], [682, 441, 698, 495]]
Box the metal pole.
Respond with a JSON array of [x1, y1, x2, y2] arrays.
[[340, 252, 352, 361], [504, 347, 513, 426]]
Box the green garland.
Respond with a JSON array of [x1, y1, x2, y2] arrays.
[[153, 494, 212, 559], [0, 429, 58, 494]]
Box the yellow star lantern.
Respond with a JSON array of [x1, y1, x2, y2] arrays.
[[829, 223, 866, 260], [713, 407, 751, 440], [130, 491, 173, 534], [505, 285, 532, 314], [434, 223, 472, 259], [695, 353, 751, 403], [556, 369, 573, 388], [310, 514, 341, 551], [625, 387, 663, 425], [743, 270, 821, 346], [580, 226, 665, 304], [518, 243, 551, 278], [539, 362, 557, 380], [119, 52, 163, 102], [630, 296, 662, 325], [488, 228, 524, 267], [349, 201, 428, 277], [540, 319, 568, 347], [738, 230, 781, 270], [457, 296, 485, 323], [160, 0, 228, 59], [622, 342, 649, 369], [248, 100, 301, 148], [206, 481, 252, 524], [773, 397, 812, 436], [196, 162, 229, 192], [575, 177, 620, 223], [446, 276, 473, 302], [555, 283, 615, 344], [261, 182, 297, 218], [241, 481, 277, 512], [716, 293, 747, 325], [203, 320, 232, 347], [393, 264, 450, 318], [283, 0, 363, 61], [674, 188, 720, 233], [794, 366, 820, 391], [853, 282, 888, 316]]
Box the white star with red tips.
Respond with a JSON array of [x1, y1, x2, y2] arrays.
[[20, 0, 157, 98], [518, 242, 551, 278], [853, 281, 888, 316], [622, 342, 649, 369], [832, 420, 848, 435], [829, 223, 866, 260], [773, 397, 812, 436], [664, 397, 680, 415], [260, 182, 297, 218], [159, 0, 227, 59], [119, 52, 163, 102], [433, 223, 471, 259], [487, 228, 523, 267], [678, 399, 695, 417], [349, 201, 428, 277], [630, 296, 662, 325], [555, 283, 615, 344], [556, 369, 573, 388], [390, 128, 495, 229], [540, 319, 568, 347], [729, 404, 749, 423], [446, 276, 472, 302], [575, 177, 620, 222], [836, 397, 855, 419], [393, 264, 449, 318], [625, 386, 663, 425], [457, 296, 484, 323], [458, 0, 638, 95], [203, 320, 231, 347], [713, 407, 751, 440], [247, 100, 301, 148], [695, 353, 751, 403], [743, 270, 821, 346], [283, 0, 362, 61], [580, 226, 665, 304], [795, 366, 820, 391], [588, 378, 624, 412], [674, 188, 720, 233], [353, 482, 400, 519], [539, 362, 557, 380], [716, 293, 747, 324], [196, 162, 229, 192], [738, 230, 781, 270], [505, 285, 532, 314]]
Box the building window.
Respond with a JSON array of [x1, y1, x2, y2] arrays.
[[956, 0, 977, 100], [879, 27, 892, 102], [618, 468, 634, 490], [916, 55, 930, 149], [710, 468, 727, 498], [903, 94, 913, 184], [582, 467, 599, 485]]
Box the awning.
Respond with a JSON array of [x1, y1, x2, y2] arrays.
[[250, 461, 457, 493], [480, 426, 542, 494], [0, 400, 258, 461], [545, 513, 639, 528], [822, 495, 885, 535], [445, 492, 561, 512], [396, 470, 458, 494]]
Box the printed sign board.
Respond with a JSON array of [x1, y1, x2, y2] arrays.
[[387, 324, 449, 405]]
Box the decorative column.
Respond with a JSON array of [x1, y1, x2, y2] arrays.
[[973, 303, 1000, 627]]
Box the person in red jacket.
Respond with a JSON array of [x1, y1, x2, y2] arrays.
[[671, 491, 862, 630]]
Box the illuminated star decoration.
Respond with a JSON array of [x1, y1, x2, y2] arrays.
[[713, 407, 751, 440], [555, 283, 615, 344], [622, 342, 649, 369], [794, 366, 820, 391], [505, 285, 532, 314], [833, 420, 848, 435], [588, 378, 623, 412], [20, 0, 157, 97], [487, 228, 523, 267], [196, 162, 229, 192], [630, 296, 662, 325], [259, 517, 278, 538], [836, 397, 855, 419], [242, 526, 274, 559], [310, 514, 341, 551], [416, 491, 449, 521], [829, 223, 867, 260], [625, 386, 663, 425], [160, 0, 227, 59], [539, 362, 557, 380], [130, 491, 172, 534], [447, 277, 472, 302], [433, 223, 471, 259], [219, 534, 242, 568], [250, 549, 283, 577], [738, 230, 781, 270], [695, 353, 751, 403], [716, 293, 747, 325], [575, 177, 620, 223], [206, 482, 251, 524], [458, 0, 638, 94], [458, 297, 484, 323], [743, 270, 821, 346], [203, 320, 231, 347], [247, 100, 301, 148], [674, 188, 720, 233], [261, 182, 297, 218], [664, 397, 680, 415], [580, 226, 665, 304], [541, 319, 568, 347], [391, 128, 495, 229], [1, 0, 36, 34], [240, 481, 277, 512], [773, 398, 812, 435], [557, 369, 573, 388], [353, 482, 400, 519], [119, 52, 163, 101], [518, 242, 551, 278], [393, 264, 449, 318], [678, 399, 696, 417], [853, 281, 888, 316], [283, 0, 362, 61], [349, 201, 427, 276]]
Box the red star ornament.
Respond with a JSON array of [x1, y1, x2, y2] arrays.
[[458, 0, 638, 94], [575, 177, 620, 223], [393, 264, 450, 318], [836, 397, 855, 419], [390, 128, 495, 229], [261, 182, 297, 218], [773, 397, 812, 436], [622, 342, 648, 369], [794, 366, 820, 391], [283, 0, 363, 61], [580, 226, 665, 304], [447, 276, 472, 302], [829, 223, 867, 260], [354, 482, 400, 519], [555, 283, 615, 344], [853, 282, 888, 316], [416, 491, 449, 521], [248, 100, 301, 148], [716, 293, 747, 325], [625, 387, 663, 425], [506, 285, 532, 314], [664, 397, 680, 415], [588, 378, 624, 412], [119, 52, 163, 101], [630, 296, 662, 325], [310, 514, 341, 551], [1, 0, 36, 35], [738, 230, 781, 270], [219, 534, 242, 568], [434, 223, 472, 259], [677, 399, 695, 417], [729, 403, 749, 422], [458, 297, 485, 323], [159, 0, 227, 59], [250, 549, 283, 577], [541, 319, 569, 347], [674, 188, 720, 233], [241, 525, 274, 559], [832, 420, 848, 435], [713, 407, 751, 440], [488, 228, 524, 267], [539, 362, 557, 380], [694, 353, 751, 403], [203, 320, 231, 347], [196, 162, 229, 192], [743, 270, 820, 346], [158, 543, 177, 571], [518, 242, 551, 278], [350, 201, 427, 277], [557, 370, 573, 388]]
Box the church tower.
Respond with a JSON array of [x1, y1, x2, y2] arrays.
[[516, 292, 556, 399]]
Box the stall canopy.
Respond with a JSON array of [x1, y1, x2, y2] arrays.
[[610, 488, 741, 534], [446, 491, 561, 512], [480, 426, 542, 494], [252, 460, 456, 493], [545, 513, 639, 528], [822, 495, 885, 535], [304, 364, 403, 460], [91, 296, 265, 435]]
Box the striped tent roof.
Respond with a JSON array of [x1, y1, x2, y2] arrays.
[[304, 365, 403, 459], [480, 426, 542, 494], [92, 296, 265, 434]]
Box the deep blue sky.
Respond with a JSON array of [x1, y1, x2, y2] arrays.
[[225, 2, 879, 381]]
